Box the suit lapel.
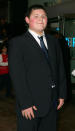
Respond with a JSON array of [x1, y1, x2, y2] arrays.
[[45, 35, 55, 76], [45, 35, 52, 59], [26, 31, 48, 57]]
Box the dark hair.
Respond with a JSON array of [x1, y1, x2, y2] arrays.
[[25, 4, 47, 18]]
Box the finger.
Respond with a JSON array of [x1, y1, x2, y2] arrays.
[[57, 104, 61, 110], [22, 111, 25, 117], [33, 106, 37, 110], [27, 112, 32, 120], [24, 112, 29, 119], [57, 103, 63, 110], [30, 109, 35, 119], [22, 112, 28, 119]]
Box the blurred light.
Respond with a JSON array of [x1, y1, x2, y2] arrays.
[[56, 27, 60, 31]]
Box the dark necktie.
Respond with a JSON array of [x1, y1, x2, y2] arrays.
[[39, 36, 48, 58], [39, 36, 55, 87]]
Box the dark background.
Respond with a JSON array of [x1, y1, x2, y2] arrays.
[[0, 0, 28, 36]]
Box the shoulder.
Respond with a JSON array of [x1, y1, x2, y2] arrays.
[[8, 32, 30, 53], [8, 32, 30, 45], [8, 33, 27, 49], [9, 34, 25, 43], [46, 34, 60, 48], [46, 34, 58, 42]]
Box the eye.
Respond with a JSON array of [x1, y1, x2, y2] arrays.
[[42, 15, 47, 18], [34, 15, 38, 18]]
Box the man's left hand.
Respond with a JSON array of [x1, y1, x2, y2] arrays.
[[57, 98, 64, 110]]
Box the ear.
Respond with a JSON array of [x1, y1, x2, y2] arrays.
[[25, 16, 29, 24]]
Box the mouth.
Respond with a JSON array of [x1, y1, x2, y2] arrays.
[[38, 22, 43, 24]]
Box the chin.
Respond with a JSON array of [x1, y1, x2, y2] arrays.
[[37, 27, 45, 31]]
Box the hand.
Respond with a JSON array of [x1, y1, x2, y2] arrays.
[[57, 99, 64, 110], [21, 106, 37, 120]]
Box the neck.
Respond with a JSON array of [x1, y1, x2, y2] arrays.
[[36, 32, 43, 36], [29, 29, 44, 36]]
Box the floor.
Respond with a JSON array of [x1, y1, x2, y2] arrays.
[[0, 89, 75, 131]]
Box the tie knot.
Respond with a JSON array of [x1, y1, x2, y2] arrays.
[[38, 36, 43, 41]]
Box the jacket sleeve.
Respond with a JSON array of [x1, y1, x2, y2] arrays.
[[8, 38, 33, 110], [56, 39, 67, 99]]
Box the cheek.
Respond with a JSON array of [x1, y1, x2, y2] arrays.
[[29, 19, 36, 27], [44, 18, 47, 25]]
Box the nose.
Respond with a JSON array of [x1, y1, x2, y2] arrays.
[[38, 16, 43, 21]]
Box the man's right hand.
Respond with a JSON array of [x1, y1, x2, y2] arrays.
[[21, 106, 37, 120]]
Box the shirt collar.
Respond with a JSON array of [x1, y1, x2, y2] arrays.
[[28, 29, 45, 38]]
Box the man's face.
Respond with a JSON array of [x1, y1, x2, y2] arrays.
[[25, 9, 47, 35]]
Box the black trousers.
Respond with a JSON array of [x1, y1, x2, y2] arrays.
[[17, 103, 57, 131]]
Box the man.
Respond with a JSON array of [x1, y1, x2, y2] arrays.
[[8, 5, 66, 131]]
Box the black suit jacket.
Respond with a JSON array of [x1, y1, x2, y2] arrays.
[[8, 31, 66, 117]]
